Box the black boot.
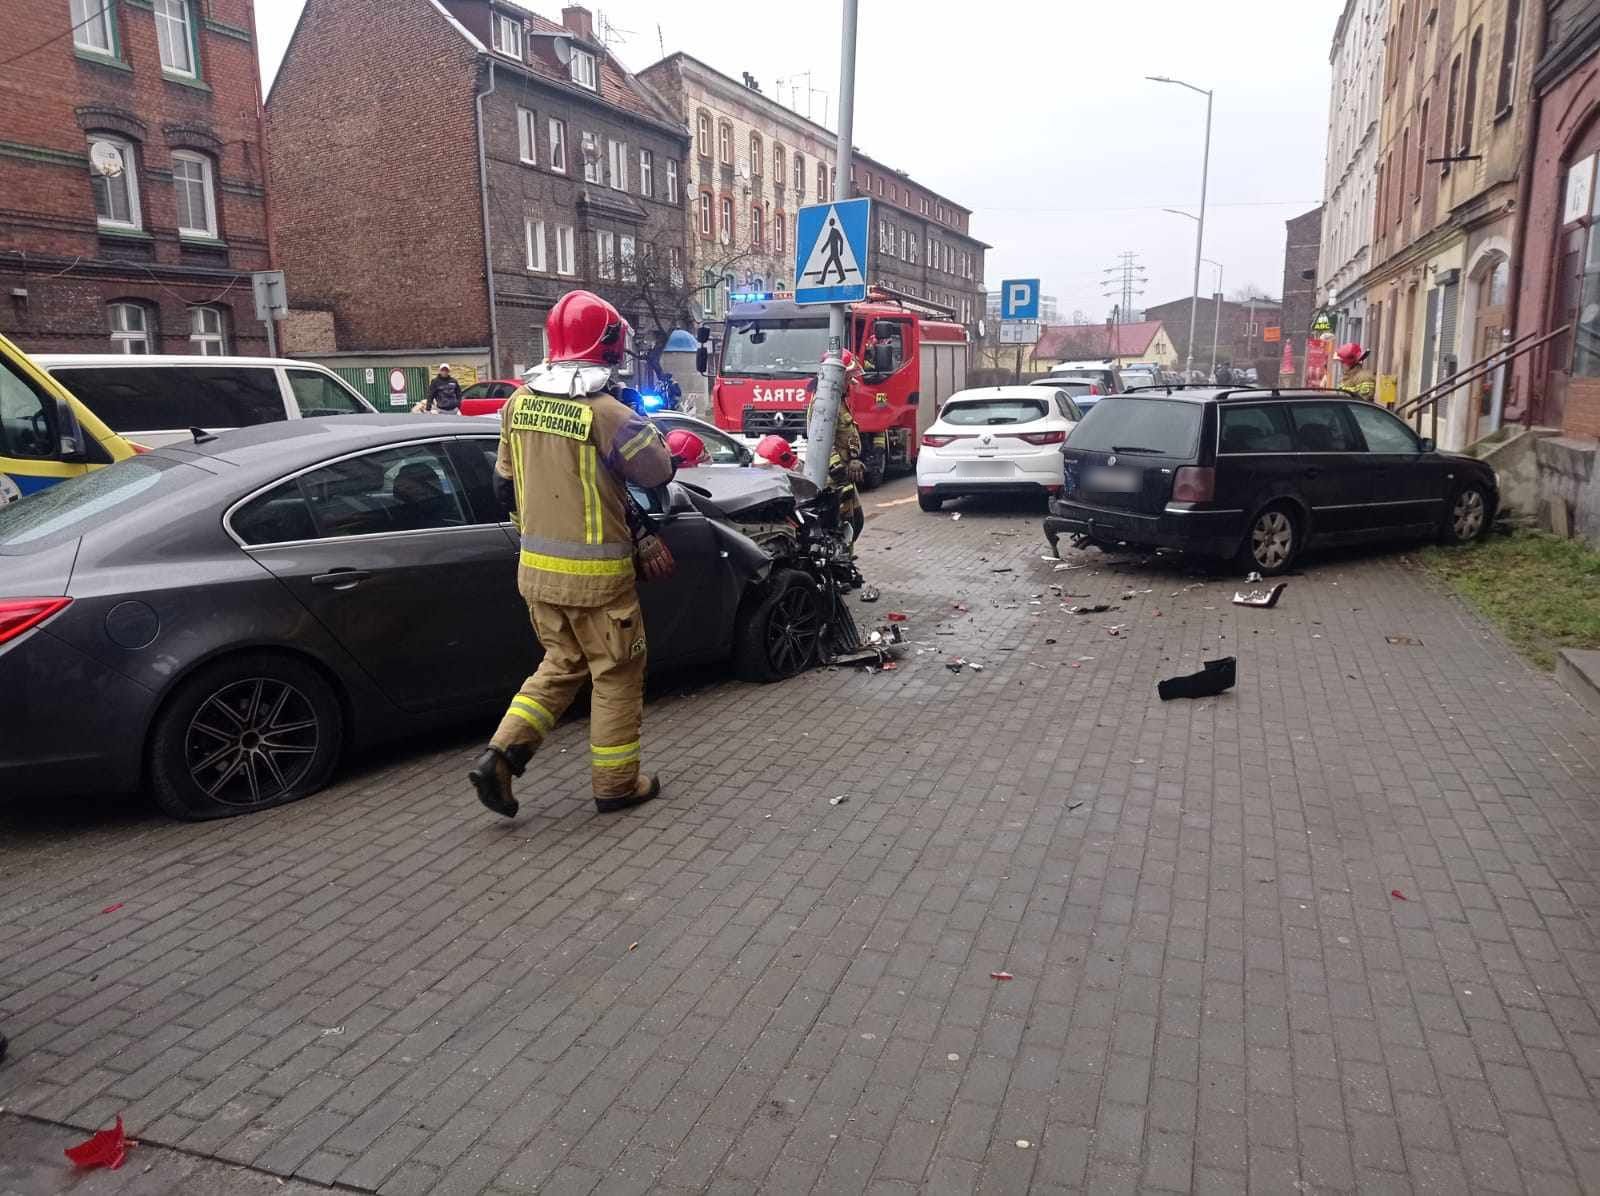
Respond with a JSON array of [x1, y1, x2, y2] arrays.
[[468, 745, 530, 818], [1157, 656, 1237, 701], [595, 774, 661, 814]]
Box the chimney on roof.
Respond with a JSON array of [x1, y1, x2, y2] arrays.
[[561, 5, 593, 40]]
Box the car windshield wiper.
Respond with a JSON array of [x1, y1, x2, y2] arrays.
[[1109, 445, 1166, 455]]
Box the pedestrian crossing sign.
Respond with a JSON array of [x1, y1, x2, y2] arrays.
[[794, 197, 871, 305]]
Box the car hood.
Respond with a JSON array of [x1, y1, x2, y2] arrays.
[[678, 465, 818, 520]]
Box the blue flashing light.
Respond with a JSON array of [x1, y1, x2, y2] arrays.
[[641, 391, 666, 411]]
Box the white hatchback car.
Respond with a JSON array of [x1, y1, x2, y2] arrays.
[[916, 386, 1080, 511]]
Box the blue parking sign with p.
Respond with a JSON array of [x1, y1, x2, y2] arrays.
[[1001, 279, 1040, 321]]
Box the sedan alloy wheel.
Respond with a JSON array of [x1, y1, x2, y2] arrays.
[[186, 677, 321, 807]]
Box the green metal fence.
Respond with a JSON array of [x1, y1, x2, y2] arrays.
[[333, 366, 431, 412]]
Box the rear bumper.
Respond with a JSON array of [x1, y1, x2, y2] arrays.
[[0, 628, 152, 800], [1044, 498, 1243, 557], [918, 449, 1062, 497]]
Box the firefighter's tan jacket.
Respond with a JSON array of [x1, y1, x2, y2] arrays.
[[495, 383, 672, 607]]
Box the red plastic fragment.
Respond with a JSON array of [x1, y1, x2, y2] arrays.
[[64, 1116, 128, 1171], [990, 971, 1013, 981], [881, 661, 898, 671], [1390, 889, 1407, 901], [887, 612, 908, 622], [100, 903, 123, 914]]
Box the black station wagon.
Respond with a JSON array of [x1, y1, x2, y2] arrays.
[[1043, 388, 1500, 574]]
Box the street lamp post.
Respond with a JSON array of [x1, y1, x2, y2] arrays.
[[1149, 76, 1213, 379]]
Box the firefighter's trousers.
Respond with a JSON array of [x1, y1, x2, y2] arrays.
[[491, 595, 648, 797]]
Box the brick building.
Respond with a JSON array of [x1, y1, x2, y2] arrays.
[[266, 0, 689, 382], [0, 0, 272, 355], [638, 54, 987, 346], [1280, 206, 1325, 384], [1143, 294, 1284, 376]]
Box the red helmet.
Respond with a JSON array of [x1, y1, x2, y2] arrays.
[[665, 428, 708, 466], [1336, 342, 1367, 368], [755, 434, 799, 470], [819, 350, 860, 371], [547, 290, 629, 366]]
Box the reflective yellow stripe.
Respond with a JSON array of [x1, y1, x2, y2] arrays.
[[580, 445, 601, 544], [510, 695, 554, 732], [505, 705, 547, 733], [519, 549, 634, 576], [619, 427, 656, 460], [591, 740, 641, 767]]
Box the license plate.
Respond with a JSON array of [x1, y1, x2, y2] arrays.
[[1085, 466, 1141, 493]]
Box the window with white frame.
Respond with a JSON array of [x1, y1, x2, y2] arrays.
[[815, 161, 826, 202], [899, 229, 908, 260], [596, 230, 615, 279], [570, 47, 597, 90], [718, 122, 733, 164], [666, 159, 679, 203], [638, 148, 653, 197], [775, 210, 785, 254], [927, 235, 936, 266], [88, 136, 140, 229], [555, 225, 575, 275], [619, 234, 636, 281], [793, 152, 804, 191], [668, 246, 683, 287], [525, 217, 546, 271], [491, 11, 523, 58], [548, 118, 566, 173], [696, 112, 711, 157], [188, 306, 226, 355], [581, 131, 600, 182], [607, 139, 628, 191], [774, 144, 785, 184], [880, 218, 891, 253], [71, 0, 115, 55], [698, 192, 711, 236], [171, 151, 216, 238], [517, 107, 537, 164], [153, 0, 196, 76], [749, 133, 763, 177], [719, 197, 732, 244], [751, 204, 763, 249], [108, 302, 151, 353]]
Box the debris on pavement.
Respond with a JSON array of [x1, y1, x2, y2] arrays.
[[887, 612, 908, 622], [1067, 801, 1084, 812], [1016, 1139, 1032, 1149], [829, 795, 850, 806], [1386, 635, 1422, 646], [1053, 562, 1087, 572], [64, 1117, 129, 1171], [1066, 603, 1111, 614], [628, 942, 639, 951], [1157, 656, 1237, 701], [951, 512, 962, 520], [859, 585, 880, 603], [990, 566, 1013, 573], [1106, 624, 1128, 637], [1232, 582, 1288, 608], [1390, 889, 1407, 901], [990, 971, 1013, 981], [1245, 571, 1263, 582], [318, 1025, 345, 1037], [100, 903, 123, 914], [952, 602, 970, 612]]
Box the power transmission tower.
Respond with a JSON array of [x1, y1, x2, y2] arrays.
[[1100, 252, 1147, 327]]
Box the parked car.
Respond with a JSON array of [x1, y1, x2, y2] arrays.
[[1043, 389, 1498, 574], [34, 355, 376, 449], [0, 333, 137, 507], [652, 412, 754, 465], [1028, 377, 1103, 413], [1046, 360, 1126, 395], [0, 416, 858, 820], [458, 378, 523, 416], [917, 386, 1080, 511]]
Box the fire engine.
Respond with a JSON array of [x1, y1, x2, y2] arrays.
[[707, 287, 970, 488]]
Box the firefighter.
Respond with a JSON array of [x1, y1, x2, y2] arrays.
[[803, 354, 866, 539], [664, 428, 710, 467], [1336, 343, 1377, 401], [469, 291, 675, 819]]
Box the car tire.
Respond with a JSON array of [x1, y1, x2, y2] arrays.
[[1235, 501, 1301, 576], [733, 569, 824, 683], [918, 491, 943, 512], [1441, 482, 1491, 545], [147, 652, 344, 821]]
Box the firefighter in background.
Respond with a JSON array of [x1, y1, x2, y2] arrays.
[[803, 352, 866, 539], [470, 292, 675, 819], [1336, 343, 1377, 401]]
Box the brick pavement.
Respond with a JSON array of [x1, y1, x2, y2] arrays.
[[2, 479, 1599, 1195]]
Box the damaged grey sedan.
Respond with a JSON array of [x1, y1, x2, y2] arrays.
[[0, 416, 871, 819]]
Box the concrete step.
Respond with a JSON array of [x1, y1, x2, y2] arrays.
[[1556, 648, 1600, 718]]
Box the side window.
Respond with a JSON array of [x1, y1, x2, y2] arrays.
[[299, 444, 468, 538], [444, 437, 506, 523], [1219, 405, 1293, 453], [683, 423, 744, 464], [288, 370, 367, 417], [0, 357, 57, 460], [232, 479, 318, 545], [1288, 403, 1358, 452], [870, 321, 908, 372], [1347, 402, 1421, 453], [1053, 393, 1081, 421], [49, 366, 286, 431]]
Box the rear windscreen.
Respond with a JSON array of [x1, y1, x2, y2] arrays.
[[50, 366, 286, 432], [1066, 398, 1203, 457], [0, 456, 194, 553], [942, 399, 1048, 425]]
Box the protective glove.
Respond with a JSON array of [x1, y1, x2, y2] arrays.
[[635, 533, 676, 582], [493, 472, 517, 517], [845, 459, 867, 485]]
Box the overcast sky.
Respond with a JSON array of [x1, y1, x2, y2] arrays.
[[256, 0, 1334, 325]]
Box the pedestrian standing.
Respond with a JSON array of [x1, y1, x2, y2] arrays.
[[469, 292, 675, 819], [426, 363, 462, 414]]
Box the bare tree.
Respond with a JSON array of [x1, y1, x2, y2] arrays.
[[611, 243, 757, 386], [1227, 283, 1276, 303]]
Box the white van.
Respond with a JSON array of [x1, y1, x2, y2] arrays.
[[33, 355, 377, 449]]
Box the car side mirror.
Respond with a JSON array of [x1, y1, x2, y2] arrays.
[[54, 400, 87, 463], [669, 454, 684, 474], [1418, 437, 1435, 453], [695, 346, 709, 375]]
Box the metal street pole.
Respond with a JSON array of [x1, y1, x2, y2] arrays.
[[805, 0, 859, 491], [1202, 258, 1223, 374], [1149, 77, 1213, 378]]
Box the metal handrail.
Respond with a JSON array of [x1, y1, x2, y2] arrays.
[[1395, 326, 1567, 418]]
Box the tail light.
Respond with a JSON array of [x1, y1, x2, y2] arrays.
[[1171, 466, 1215, 502], [0, 597, 72, 646], [1018, 430, 1066, 446], [921, 434, 973, 448]]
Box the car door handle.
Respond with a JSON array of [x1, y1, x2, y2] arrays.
[[1302, 467, 1321, 479], [311, 569, 371, 589]]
